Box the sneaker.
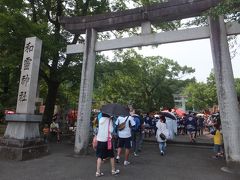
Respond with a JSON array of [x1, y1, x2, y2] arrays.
[[212, 155, 218, 159], [124, 161, 130, 166], [96, 172, 104, 177], [134, 152, 139, 157], [112, 169, 120, 175], [115, 156, 120, 163], [160, 151, 164, 156]]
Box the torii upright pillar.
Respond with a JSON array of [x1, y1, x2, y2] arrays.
[[74, 28, 97, 154], [209, 16, 240, 173]]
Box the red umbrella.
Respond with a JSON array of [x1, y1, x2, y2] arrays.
[[174, 108, 186, 117], [4, 110, 15, 114]]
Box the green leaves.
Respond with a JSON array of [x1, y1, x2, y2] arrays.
[[94, 49, 194, 112]]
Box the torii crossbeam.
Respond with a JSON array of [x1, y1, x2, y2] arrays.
[[60, 0, 221, 34]]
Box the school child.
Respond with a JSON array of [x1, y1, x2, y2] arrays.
[[43, 124, 50, 143], [211, 124, 224, 158], [156, 116, 169, 156]]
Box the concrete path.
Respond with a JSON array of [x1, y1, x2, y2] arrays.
[[145, 131, 213, 146], [0, 140, 239, 180]]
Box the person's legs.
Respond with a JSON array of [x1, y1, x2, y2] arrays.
[[159, 142, 165, 155], [113, 137, 118, 152], [138, 131, 144, 152], [57, 131, 60, 142], [124, 138, 132, 165], [187, 131, 192, 142], [159, 143, 163, 152], [110, 157, 120, 175], [192, 131, 196, 142], [125, 148, 130, 161], [117, 147, 122, 156], [162, 142, 166, 153], [96, 157, 104, 176], [132, 132, 137, 154], [116, 147, 121, 163], [134, 133, 140, 155], [96, 158, 102, 172], [110, 157, 115, 171]]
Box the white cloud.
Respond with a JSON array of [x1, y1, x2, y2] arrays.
[[102, 37, 240, 83]]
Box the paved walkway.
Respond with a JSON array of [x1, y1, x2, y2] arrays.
[[145, 131, 213, 146], [0, 137, 239, 180]]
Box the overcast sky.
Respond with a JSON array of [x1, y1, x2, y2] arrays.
[[103, 36, 240, 83], [137, 37, 240, 82]]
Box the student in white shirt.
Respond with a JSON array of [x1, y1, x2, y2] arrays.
[[95, 113, 120, 177], [115, 116, 135, 166]]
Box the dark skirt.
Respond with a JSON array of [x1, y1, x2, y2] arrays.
[[96, 141, 114, 159]]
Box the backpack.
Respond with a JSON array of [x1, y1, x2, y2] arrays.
[[132, 116, 141, 132]]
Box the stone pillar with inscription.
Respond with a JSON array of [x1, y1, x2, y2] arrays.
[[0, 37, 48, 160]]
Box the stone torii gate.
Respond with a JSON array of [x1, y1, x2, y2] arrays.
[[60, 0, 240, 172]]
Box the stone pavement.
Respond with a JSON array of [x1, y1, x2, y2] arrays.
[[0, 138, 239, 180], [145, 131, 214, 146]]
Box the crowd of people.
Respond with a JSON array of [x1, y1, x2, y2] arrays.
[[40, 107, 223, 177], [92, 108, 224, 177]]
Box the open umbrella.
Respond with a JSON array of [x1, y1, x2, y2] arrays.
[[175, 108, 186, 117], [100, 103, 130, 117], [196, 113, 204, 117], [159, 111, 176, 120]]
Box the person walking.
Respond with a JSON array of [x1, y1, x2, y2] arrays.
[[185, 112, 197, 143], [115, 115, 135, 166], [211, 124, 224, 159], [95, 113, 120, 177], [50, 117, 61, 143], [138, 112, 145, 152], [131, 110, 141, 156], [165, 109, 177, 140], [156, 116, 169, 156]]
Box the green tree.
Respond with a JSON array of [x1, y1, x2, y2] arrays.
[[0, 0, 113, 123], [0, 0, 44, 113], [94, 50, 194, 112], [235, 78, 240, 97]]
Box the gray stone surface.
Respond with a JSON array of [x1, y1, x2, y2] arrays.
[[0, 37, 46, 161], [209, 16, 240, 163], [60, 0, 221, 34], [0, 138, 48, 161], [0, 141, 239, 180], [5, 114, 42, 122], [4, 122, 40, 139]]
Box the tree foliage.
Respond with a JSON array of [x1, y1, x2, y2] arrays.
[[184, 71, 240, 112], [94, 50, 194, 112], [0, 0, 112, 123], [0, 0, 187, 121]]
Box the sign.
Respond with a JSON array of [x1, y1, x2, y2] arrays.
[[16, 37, 42, 114]]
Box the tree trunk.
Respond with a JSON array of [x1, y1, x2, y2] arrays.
[[43, 81, 60, 124]]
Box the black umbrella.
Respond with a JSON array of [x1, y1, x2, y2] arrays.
[[100, 103, 130, 117], [159, 111, 176, 120]]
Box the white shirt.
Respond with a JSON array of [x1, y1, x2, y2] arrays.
[[50, 122, 59, 129], [165, 117, 177, 140], [115, 116, 135, 138], [156, 121, 169, 142], [97, 117, 113, 142]]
